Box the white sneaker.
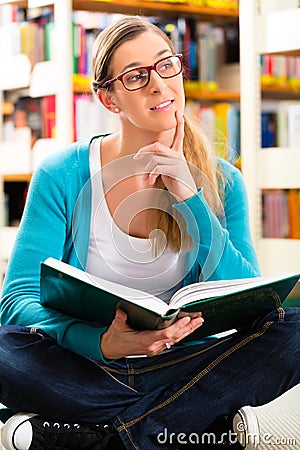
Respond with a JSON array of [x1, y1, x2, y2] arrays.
[[233, 383, 300, 449], [1, 413, 36, 450]]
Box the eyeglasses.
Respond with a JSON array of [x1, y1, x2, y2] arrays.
[[101, 54, 183, 91]]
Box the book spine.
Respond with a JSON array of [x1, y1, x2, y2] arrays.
[[42, 95, 56, 139], [262, 189, 300, 239]]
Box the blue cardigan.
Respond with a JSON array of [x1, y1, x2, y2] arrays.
[[0, 137, 260, 361]]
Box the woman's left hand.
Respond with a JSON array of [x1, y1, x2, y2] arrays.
[[133, 110, 197, 202]]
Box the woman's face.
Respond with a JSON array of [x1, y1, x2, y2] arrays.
[[109, 31, 185, 133]]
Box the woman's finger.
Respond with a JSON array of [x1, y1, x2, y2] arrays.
[[133, 142, 168, 160], [171, 110, 184, 153], [162, 315, 204, 346]]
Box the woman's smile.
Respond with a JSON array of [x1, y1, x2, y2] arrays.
[[150, 99, 174, 111]]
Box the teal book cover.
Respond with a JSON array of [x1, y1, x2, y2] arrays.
[[40, 258, 299, 341]]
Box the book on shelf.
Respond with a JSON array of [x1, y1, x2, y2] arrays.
[[277, 101, 296, 147], [287, 104, 300, 150], [224, 21, 239, 63], [262, 189, 300, 239], [42, 95, 56, 139], [261, 111, 277, 148], [0, 11, 52, 65], [260, 101, 300, 149], [288, 189, 300, 239], [45, 21, 54, 61], [4, 181, 29, 227], [185, 99, 240, 166], [262, 190, 289, 239], [74, 93, 119, 141], [40, 257, 299, 341], [0, 10, 238, 87], [0, 4, 22, 24], [260, 54, 300, 90], [14, 96, 43, 148]]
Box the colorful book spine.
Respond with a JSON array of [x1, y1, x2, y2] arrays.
[[68, 13, 237, 88], [185, 99, 240, 165], [261, 112, 277, 148], [261, 54, 300, 89], [42, 95, 56, 139], [263, 189, 300, 239], [288, 189, 300, 239], [261, 101, 300, 149], [0, 11, 53, 64], [45, 21, 54, 61]]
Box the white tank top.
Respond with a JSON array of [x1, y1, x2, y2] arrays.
[[86, 137, 186, 302]]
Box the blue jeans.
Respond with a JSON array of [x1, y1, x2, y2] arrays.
[[0, 307, 300, 449]]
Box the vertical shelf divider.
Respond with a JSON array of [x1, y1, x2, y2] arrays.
[[54, 0, 73, 146], [239, 0, 262, 252]]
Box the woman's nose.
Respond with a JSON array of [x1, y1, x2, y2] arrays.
[[148, 70, 167, 94]]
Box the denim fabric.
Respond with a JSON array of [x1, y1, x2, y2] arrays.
[[0, 307, 299, 449]]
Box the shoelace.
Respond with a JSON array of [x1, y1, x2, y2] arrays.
[[42, 421, 81, 430], [38, 419, 120, 449]]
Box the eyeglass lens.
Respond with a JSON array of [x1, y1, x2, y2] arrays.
[[122, 55, 181, 90]]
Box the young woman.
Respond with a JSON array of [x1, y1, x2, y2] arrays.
[[0, 16, 299, 450]]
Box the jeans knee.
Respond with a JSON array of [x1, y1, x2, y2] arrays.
[[0, 324, 29, 339], [0, 325, 31, 357]]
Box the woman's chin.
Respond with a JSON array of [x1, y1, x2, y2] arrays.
[[151, 118, 177, 134]]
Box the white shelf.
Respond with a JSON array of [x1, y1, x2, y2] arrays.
[[0, 128, 32, 174], [29, 61, 58, 98], [259, 238, 300, 275], [0, 54, 31, 90], [258, 148, 300, 189], [0, 137, 60, 174], [32, 138, 60, 170], [0, 57, 58, 96], [240, 0, 300, 276], [259, 9, 300, 56]]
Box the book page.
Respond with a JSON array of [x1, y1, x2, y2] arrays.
[[170, 272, 298, 308]]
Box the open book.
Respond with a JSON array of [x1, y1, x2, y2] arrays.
[[40, 257, 299, 340]]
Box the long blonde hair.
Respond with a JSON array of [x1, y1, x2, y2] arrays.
[[92, 16, 224, 252]]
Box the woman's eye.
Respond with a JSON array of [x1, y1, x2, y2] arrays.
[[161, 62, 172, 70], [158, 59, 175, 73], [126, 72, 148, 84]]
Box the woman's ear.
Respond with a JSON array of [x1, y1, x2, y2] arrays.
[[97, 89, 120, 114]]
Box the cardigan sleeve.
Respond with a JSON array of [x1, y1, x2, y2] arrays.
[[0, 153, 108, 362], [173, 160, 261, 281]]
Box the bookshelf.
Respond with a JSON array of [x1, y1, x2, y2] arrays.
[[0, 0, 240, 286], [0, 0, 240, 215], [239, 0, 300, 276], [0, 0, 299, 288], [73, 1, 239, 19], [1, 0, 300, 278]]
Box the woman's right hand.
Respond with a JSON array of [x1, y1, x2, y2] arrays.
[[100, 309, 204, 359]]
